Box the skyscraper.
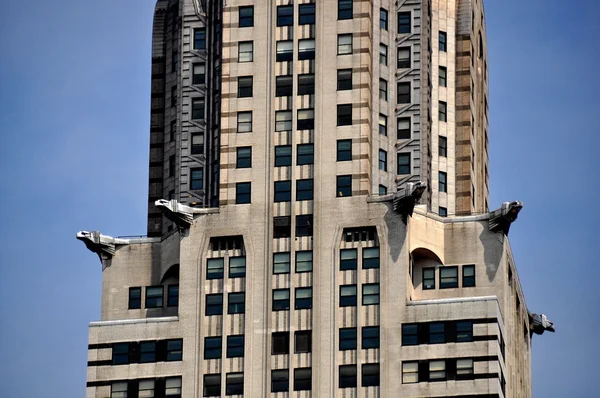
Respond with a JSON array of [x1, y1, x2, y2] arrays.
[[79, 1, 553, 397]]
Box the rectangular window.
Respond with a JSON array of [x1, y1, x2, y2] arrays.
[[397, 47, 410, 68], [296, 214, 313, 236], [139, 379, 155, 397], [194, 28, 206, 49], [299, 3, 315, 25], [402, 324, 418, 346], [439, 171, 447, 192], [191, 134, 204, 154], [457, 359, 474, 376], [297, 144, 314, 165], [238, 41, 253, 62], [274, 145, 292, 167], [193, 63, 205, 85], [228, 292, 245, 314], [378, 149, 387, 171], [338, 0, 353, 19], [167, 284, 179, 307], [397, 153, 411, 175], [274, 216, 291, 238], [170, 120, 176, 142], [339, 365, 357, 388], [276, 40, 293, 62], [111, 381, 128, 398], [112, 343, 130, 365], [296, 179, 314, 201], [203, 374, 221, 397], [402, 362, 418, 383], [340, 284, 357, 307], [362, 326, 380, 349], [227, 335, 244, 358], [205, 294, 223, 316], [380, 8, 388, 30], [397, 82, 410, 103], [379, 114, 387, 135], [298, 74, 315, 95], [439, 207, 448, 217], [274, 180, 291, 202], [439, 101, 447, 122], [295, 287, 312, 309], [276, 75, 293, 97], [362, 283, 380, 305], [226, 372, 244, 395], [192, 97, 205, 120], [207, 258, 224, 279], [237, 111, 252, 132], [298, 39, 315, 60], [168, 155, 176, 177], [234, 148, 252, 170], [379, 79, 388, 100], [337, 104, 352, 126], [235, 182, 251, 204], [336, 175, 352, 197], [272, 332, 289, 355], [456, 321, 474, 342], [273, 289, 290, 311], [379, 44, 388, 65], [337, 140, 352, 161], [171, 85, 177, 107], [273, 252, 290, 274], [363, 247, 380, 269], [165, 377, 182, 397], [294, 368, 312, 391], [439, 31, 447, 52], [379, 185, 387, 195], [275, 110, 292, 131], [337, 69, 352, 91], [277, 5, 293, 26], [440, 266, 458, 288], [429, 360, 446, 380], [339, 327, 357, 350], [362, 363, 380, 387], [190, 168, 204, 190], [340, 248, 357, 270], [429, 322, 445, 344], [423, 267, 435, 289], [146, 286, 163, 308], [296, 251, 313, 273], [129, 287, 141, 309], [397, 117, 411, 139], [439, 66, 447, 87], [239, 5, 254, 27], [237, 76, 253, 98], [463, 264, 476, 287], [204, 336, 222, 359], [271, 369, 289, 393], [337, 34, 352, 55], [398, 12, 411, 33], [295, 330, 312, 353], [439, 136, 447, 157], [166, 339, 183, 361], [297, 108, 314, 130]]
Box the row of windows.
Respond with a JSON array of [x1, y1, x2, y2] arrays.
[[204, 292, 246, 315], [402, 321, 474, 346], [203, 373, 244, 396], [402, 358, 475, 384], [204, 335, 245, 359], [112, 339, 182, 365], [339, 327, 380, 350], [422, 265, 475, 290], [111, 377, 181, 398], [128, 285, 178, 309]]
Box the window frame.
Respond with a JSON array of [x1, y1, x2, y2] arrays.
[[298, 39, 315, 60], [294, 367, 312, 391], [238, 41, 254, 62], [402, 361, 419, 384], [297, 108, 314, 130], [397, 47, 411, 68], [275, 110, 292, 132], [398, 12, 411, 33], [439, 31, 447, 52], [238, 5, 254, 27], [379, 43, 388, 65], [378, 149, 387, 171], [379, 114, 387, 135], [297, 73, 315, 96], [190, 167, 204, 190], [295, 250, 313, 273], [294, 287, 313, 310], [379, 78, 388, 101], [235, 182, 251, 204], [397, 82, 411, 104], [203, 373, 221, 397], [439, 66, 447, 87], [192, 63, 206, 85], [397, 117, 411, 139], [237, 111, 253, 133], [229, 256, 246, 278], [294, 330, 312, 353], [273, 252, 291, 274], [337, 34, 353, 55], [397, 153, 411, 175], [337, 68, 352, 91], [276, 75, 293, 97], [271, 369, 289, 393], [205, 293, 223, 316], [237, 76, 253, 98], [340, 248, 357, 270], [339, 364, 357, 388], [336, 139, 352, 161], [339, 327, 357, 350], [362, 326, 380, 349], [236, 146, 252, 168], [295, 214, 313, 237], [228, 292, 245, 314], [298, 3, 315, 25], [439, 171, 447, 193], [463, 264, 476, 287], [204, 336, 222, 359], [363, 247, 380, 269], [272, 289, 290, 311], [167, 284, 179, 307], [191, 97, 205, 120], [439, 101, 447, 122], [422, 267, 435, 289], [296, 179, 314, 201], [340, 284, 357, 307], [194, 28, 206, 50], [129, 287, 141, 309], [337, 104, 352, 126], [297, 143, 314, 165], [226, 335, 244, 358], [274, 180, 292, 203], [271, 332, 290, 355], [380, 8, 388, 30], [402, 324, 418, 346], [276, 40, 293, 62], [145, 286, 164, 308], [362, 363, 380, 387], [276, 5, 293, 26], [439, 266, 459, 289], [362, 283, 380, 306], [336, 175, 352, 197], [439, 136, 447, 157], [274, 145, 292, 167], [226, 372, 244, 395]]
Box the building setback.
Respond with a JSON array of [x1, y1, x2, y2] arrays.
[[79, 1, 553, 397]]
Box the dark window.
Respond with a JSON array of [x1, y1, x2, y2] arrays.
[[146, 286, 163, 308], [379, 44, 388, 65], [191, 134, 204, 155], [439, 136, 447, 157], [298, 74, 315, 95], [227, 335, 244, 358], [295, 331, 312, 353], [193, 63, 206, 85], [439, 207, 448, 217], [296, 251, 313, 273], [296, 179, 313, 201], [397, 153, 411, 174], [170, 120, 176, 142], [277, 5, 293, 26], [297, 144, 314, 165], [167, 284, 179, 307], [226, 372, 244, 395], [276, 75, 293, 97], [299, 4, 315, 25], [379, 79, 388, 100], [380, 8, 388, 30], [439, 171, 447, 192], [439, 31, 447, 52], [194, 28, 206, 49], [340, 248, 357, 270], [338, 0, 353, 20], [339, 365, 357, 388], [228, 292, 245, 314], [294, 368, 312, 391], [339, 327, 357, 350], [273, 252, 290, 274], [297, 109, 314, 130], [379, 114, 387, 135], [192, 97, 205, 120], [439, 66, 447, 87], [238, 41, 253, 62], [171, 86, 177, 107], [362, 283, 380, 305], [276, 40, 293, 62], [112, 343, 130, 365], [379, 185, 387, 195], [429, 322, 445, 344], [378, 149, 387, 171], [363, 247, 380, 269], [398, 12, 411, 33], [271, 369, 289, 393], [204, 336, 222, 359], [274, 180, 291, 202], [439, 101, 447, 122], [236, 182, 251, 204], [169, 155, 176, 177], [337, 104, 352, 126], [273, 289, 290, 311], [440, 266, 458, 288], [337, 140, 352, 161], [463, 265, 476, 287], [340, 284, 357, 307], [362, 363, 380, 387], [275, 145, 292, 167], [274, 216, 291, 238], [296, 214, 313, 236], [172, 50, 178, 72], [337, 34, 352, 55], [423, 267, 435, 289], [402, 324, 418, 345], [239, 6, 254, 27], [236, 147, 252, 168], [203, 374, 220, 397], [272, 332, 289, 354], [166, 339, 183, 361], [298, 39, 315, 60], [237, 76, 253, 98], [337, 69, 352, 90], [205, 294, 223, 316], [397, 117, 411, 139], [397, 47, 411, 68], [456, 321, 473, 342], [336, 175, 352, 197], [129, 287, 141, 309], [190, 168, 204, 190], [397, 82, 410, 104], [207, 258, 224, 279], [295, 287, 312, 310], [362, 326, 380, 349]]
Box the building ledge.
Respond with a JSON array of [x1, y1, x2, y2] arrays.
[[409, 295, 498, 306], [90, 316, 178, 327]]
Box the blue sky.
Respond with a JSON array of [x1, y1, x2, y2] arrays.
[[0, 0, 597, 396]]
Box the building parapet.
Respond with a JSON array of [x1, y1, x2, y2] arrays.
[[89, 316, 178, 328]]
